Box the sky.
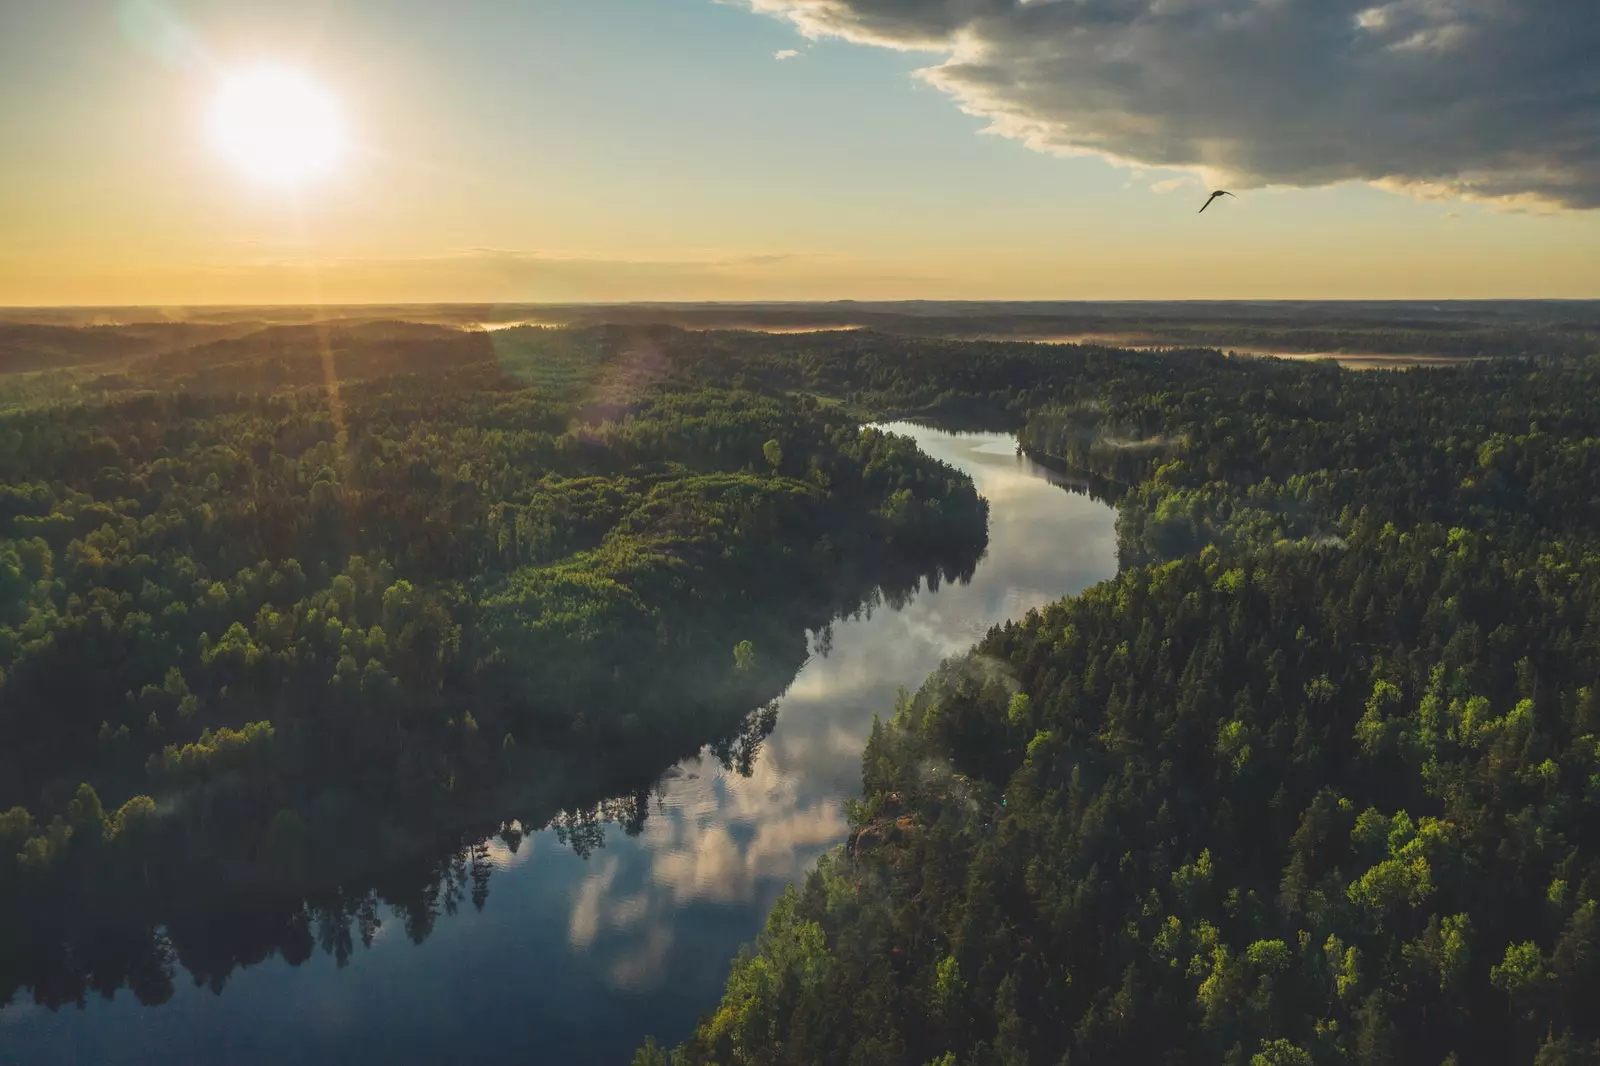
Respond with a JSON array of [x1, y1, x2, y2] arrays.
[[1, 0, 1597, 305]]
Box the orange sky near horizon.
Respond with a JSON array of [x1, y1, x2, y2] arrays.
[[2, 0, 1598, 306]]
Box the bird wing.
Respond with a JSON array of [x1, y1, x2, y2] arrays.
[[1199, 194, 1217, 214]]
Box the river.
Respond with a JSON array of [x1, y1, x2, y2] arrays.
[[1, 424, 1119, 1066]]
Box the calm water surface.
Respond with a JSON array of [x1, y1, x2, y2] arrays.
[[2, 424, 1118, 1066]]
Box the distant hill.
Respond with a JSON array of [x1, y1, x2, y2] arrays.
[[0, 322, 258, 373], [5, 304, 1597, 382], [111, 321, 500, 394], [12, 301, 1597, 360]]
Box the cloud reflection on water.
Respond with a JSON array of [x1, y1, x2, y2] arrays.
[[0, 425, 1121, 1066], [562, 426, 1119, 992]]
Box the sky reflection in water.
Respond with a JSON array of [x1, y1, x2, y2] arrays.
[[4, 425, 1117, 1066]]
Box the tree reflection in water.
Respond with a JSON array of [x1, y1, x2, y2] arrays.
[[1, 547, 981, 1016], [0, 426, 1126, 1066]]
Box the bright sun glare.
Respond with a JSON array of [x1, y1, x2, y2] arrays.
[[210, 65, 345, 187]]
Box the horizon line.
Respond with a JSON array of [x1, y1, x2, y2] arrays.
[[5, 297, 1600, 311]]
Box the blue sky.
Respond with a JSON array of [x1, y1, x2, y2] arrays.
[[1, 0, 1596, 303]]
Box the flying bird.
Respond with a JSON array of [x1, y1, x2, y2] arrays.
[[1198, 190, 1236, 214]]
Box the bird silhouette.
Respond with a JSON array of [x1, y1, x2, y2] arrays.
[[1199, 190, 1236, 214]]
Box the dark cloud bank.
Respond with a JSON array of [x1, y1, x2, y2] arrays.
[[749, 0, 1600, 208]]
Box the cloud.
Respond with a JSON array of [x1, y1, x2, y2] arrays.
[[568, 856, 620, 948], [743, 0, 1600, 209], [774, 48, 801, 59], [1151, 176, 1202, 195]]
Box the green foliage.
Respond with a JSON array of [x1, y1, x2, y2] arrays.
[[632, 1037, 673, 1066], [148, 722, 276, 785], [698, 885, 834, 1061], [1492, 942, 1550, 1003], [1252, 1039, 1313, 1066], [0, 326, 992, 1009], [108, 794, 157, 841], [1005, 691, 1031, 727], [933, 954, 965, 1013], [663, 339, 1600, 1066], [66, 783, 104, 838]]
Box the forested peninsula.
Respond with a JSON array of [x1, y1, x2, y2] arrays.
[[0, 323, 988, 1006]]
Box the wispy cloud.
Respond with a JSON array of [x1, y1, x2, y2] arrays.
[[1151, 177, 1202, 196], [742, 0, 1600, 209], [774, 48, 800, 60]]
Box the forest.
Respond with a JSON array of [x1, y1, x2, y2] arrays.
[[617, 328, 1600, 1064], [0, 322, 989, 1008], [6, 316, 1600, 1064], [11, 300, 1597, 365]]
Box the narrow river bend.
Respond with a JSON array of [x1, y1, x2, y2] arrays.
[[4, 425, 1119, 1066]]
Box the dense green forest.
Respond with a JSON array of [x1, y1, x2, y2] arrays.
[[0, 325, 988, 1008], [627, 332, 1600, 1064], [8, 316, 1600, 1062]]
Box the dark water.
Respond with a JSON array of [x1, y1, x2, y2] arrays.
[[1, 425, 1118, 1066]]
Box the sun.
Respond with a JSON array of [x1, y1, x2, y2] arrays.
[[209, 65, 346, 187]]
